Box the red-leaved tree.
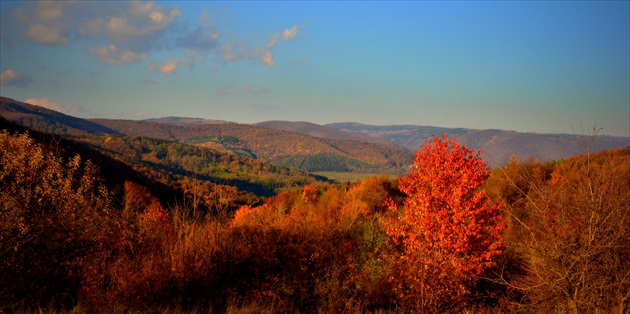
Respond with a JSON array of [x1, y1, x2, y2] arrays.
[[387, 134, 505, 312]]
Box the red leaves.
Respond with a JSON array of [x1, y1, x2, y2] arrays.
[[387, 134, 505, 311]]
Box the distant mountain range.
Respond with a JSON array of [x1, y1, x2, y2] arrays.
[[145, 116, 232, 125], [2, 96, 628, 172], [326, 122, 628, 166]]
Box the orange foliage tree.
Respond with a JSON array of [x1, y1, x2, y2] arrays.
[[387, 134, 505, 311]]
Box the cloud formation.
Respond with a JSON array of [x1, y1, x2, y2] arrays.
[[261, 52, 274, 67], [7, 1, 180, 63], [87, 44, 148, 65], [283, 26, 299, 40], [3, 1, 304, 69], [106, 2, 180, 39], [222, 25, 301, 67], [11, 1, 71, 45], [147, 58, 189, 76], [0, 69, 32, 86], [25, 97, 81, 116]]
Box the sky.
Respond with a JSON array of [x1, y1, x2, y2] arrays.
[[0, 1, 628, 137]]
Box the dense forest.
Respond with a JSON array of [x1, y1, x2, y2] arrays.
[[2, 118, 628, 313]]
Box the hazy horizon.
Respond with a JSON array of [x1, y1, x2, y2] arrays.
[[1, 1, 628, 136]]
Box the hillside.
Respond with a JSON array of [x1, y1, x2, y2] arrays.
[[3, 97, 627, 170], [90, 119, 412, 173], [0, 96, 118, 136], [0, 99, 319, 202], [328, 122, 629, 165], [0, 115, 184, 206], [0, 98, 412, 174], [145, 116, 232, 125], [0, 114, 316, 206], [254, 120, 394, 146]]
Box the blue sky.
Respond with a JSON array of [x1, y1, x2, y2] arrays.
[[1, 1, 628, 136]]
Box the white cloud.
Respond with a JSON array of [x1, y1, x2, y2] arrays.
[[264, 34, 280, 50], [25, 23, 68, 45], [7, 1, 181, 61], [87, 44, 148, 65], [3, 1, 305, 69], [147, 58, 188, 76], [222, 40, 250, 62], [262, 52, 274, 67], [221, 25, 302, 67], [11, 1, 71, 46], [282, 25, 299, 40], [25, 98, 81, 116], [102, 3, 181, 43], [159, 62, 178, 75], [176, 26, 220, 65], [0, 69, 32, 86], [80, 17, 104, 37]]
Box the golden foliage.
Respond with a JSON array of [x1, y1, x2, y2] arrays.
[[490, 148, 630, 313], [0, 130, 113, 308]]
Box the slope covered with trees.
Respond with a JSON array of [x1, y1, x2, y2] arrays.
[[91, 118, 412, 173], [0, 116, 316, 212], [80, 134, 316, 197], [0, 96, 118, 136], [254, 120, 395, 145]]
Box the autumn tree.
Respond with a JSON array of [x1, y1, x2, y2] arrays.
[[386, 134, 505, 312]]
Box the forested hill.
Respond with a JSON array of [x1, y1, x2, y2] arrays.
[[145, 116, 231, 125], [90, 118, 412, 174], [0, 100, 321, 205], [0, 97, 412, 174], [3, 96, 627, 171], [253, 120, 395, 146], [0, 115, 318, 205], [0, 116, 183, 206], [327, 122, 629, 165], [0, 96, 118, 136]]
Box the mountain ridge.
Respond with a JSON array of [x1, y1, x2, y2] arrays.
[[0, 97, 412, 174], [89, 118, 412, 173], [0, 96, 119, 136], [327, 122, 628, 165], [2, 96, 627, 169]]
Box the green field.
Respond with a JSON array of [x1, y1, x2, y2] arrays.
[[312, 171, 395, 182]]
